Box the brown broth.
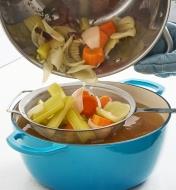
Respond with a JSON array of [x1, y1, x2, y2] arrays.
[[15, 103, 165, 144], [106, 104, 165, 143]]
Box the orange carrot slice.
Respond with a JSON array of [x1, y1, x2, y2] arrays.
[[100, 21, 117, 37], [82, 46, 105, 67], [82, 95, 98, 117], [92, 114, 113, 126], [100, 96, 112, 107], [83, 90, 91, 97], [100, 30, 109, 48]]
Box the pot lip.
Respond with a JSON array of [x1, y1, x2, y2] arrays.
[[0, 0, 171, 78], [11, 82, 171, 147]]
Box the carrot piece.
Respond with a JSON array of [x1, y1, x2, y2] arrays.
[[100, 96, 112, 107], [82, 46, 105, 67], [92, 114, 113, 126], [100, 30, 109, 48], [83, 90, 90, 97], [82, 95, 98, 117], [100, 21, 117, 37]]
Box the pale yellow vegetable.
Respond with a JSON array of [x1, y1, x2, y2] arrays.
[[47, 46, 63, 71], [54, 26, 76, 38], [24, 15, 44, 32], [110, 28, 136, 40], [42, 61, 53, 83], [49, 39, 64, 49], [116, 16, 135, 32], [31, 25, 41, 47], [72, 69, 98, 84], [66, 109, 96, 143], [42, 19, 65, 43], [65, 60, 85, 67], [37, 42, 51, 60], [32, 95, 64, 123], [80, 17, 90, 31], [48, 83, 66, 98], [104, 101, 130, 120], [96, 107, 119, 123], [70, 40, 82, 61], [104, 39, 119, 56], [63, 36, 74, 52], [27, 102, 44, 118], [47, 97, 74, 129], [67, 65, 94, 74]]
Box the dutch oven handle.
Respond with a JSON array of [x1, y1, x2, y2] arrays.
[[123, 79, 165, 95], [7, 131, 67, 156]]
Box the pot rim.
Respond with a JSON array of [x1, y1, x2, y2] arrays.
[[11, 82, 171, 146]]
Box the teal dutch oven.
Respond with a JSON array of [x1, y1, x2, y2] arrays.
[[7, 79, 171, 190]]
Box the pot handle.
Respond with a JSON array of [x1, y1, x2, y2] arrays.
[[123, 79, 164, 95], [7, 131, 67, 156], [7, 90, 32, 115], [163, 26, 174, 53]]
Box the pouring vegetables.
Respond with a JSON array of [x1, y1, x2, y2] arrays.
[[24, 15, 136, 82]]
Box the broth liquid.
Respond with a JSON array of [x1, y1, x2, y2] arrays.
[[106, 104, 165, 143]]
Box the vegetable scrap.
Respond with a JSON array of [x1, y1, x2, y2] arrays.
[[27, 83, 130, 142], [24, 15, 136, 82]]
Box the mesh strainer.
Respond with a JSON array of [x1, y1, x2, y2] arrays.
[[8, 83, 136, 144]]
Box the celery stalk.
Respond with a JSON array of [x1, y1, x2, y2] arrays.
[[37, 42, 51, 60], [33, 95, 64, 123], [48, 83, 66, 98], [27, 103, 44, 118], [47, 97, 74, 129], [67, 109, 96, 143]]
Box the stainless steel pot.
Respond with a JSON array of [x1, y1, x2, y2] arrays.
[[0, 0, 173, 78]]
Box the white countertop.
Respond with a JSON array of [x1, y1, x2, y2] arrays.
[[1, 3, 176, 190]]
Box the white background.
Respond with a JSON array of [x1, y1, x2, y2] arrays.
[[0, 2, 176, 190]]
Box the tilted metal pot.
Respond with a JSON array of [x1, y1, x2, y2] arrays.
[[0, 0, 173, 78]]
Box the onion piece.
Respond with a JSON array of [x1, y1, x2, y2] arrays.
[[95, 96, 102, 108], [47, 46, 63, 71], [72, 88, 84, 113], [54, 26, 76, 38], [65, 60, 85, 67], [42, 19, 65, 43], [124, 116, 140, 127], [43, 61, 53, 82], [72, 69, 98, 84], [67, 65, 95, 74], [81, 26, 100, 49], [31, 25, 40, 47]]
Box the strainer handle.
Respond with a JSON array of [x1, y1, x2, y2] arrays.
[[123, 79, 164, 95], [7, 131, 67, 156], [7, 90, 32, 115]]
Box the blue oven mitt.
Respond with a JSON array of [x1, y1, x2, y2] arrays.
[[134, 22, 176, 77]]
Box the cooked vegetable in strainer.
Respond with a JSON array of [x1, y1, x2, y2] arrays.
[[27, 83, 130, 142], [24, 15, 136, 82]]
